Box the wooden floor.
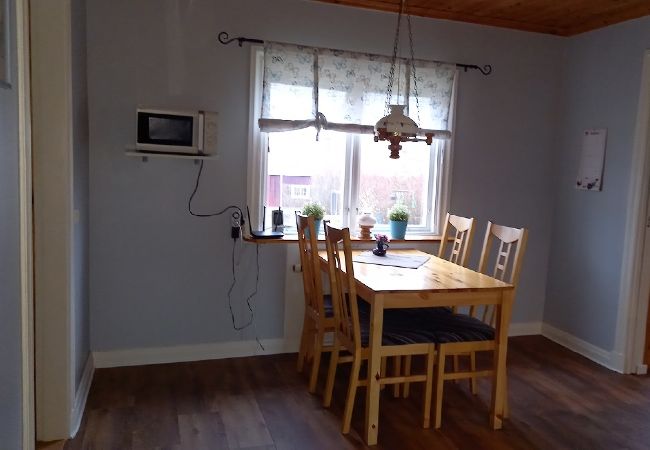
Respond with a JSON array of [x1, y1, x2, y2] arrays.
[[65, 336, 650, 449]]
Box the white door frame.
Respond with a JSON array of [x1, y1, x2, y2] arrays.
[[31, 0, 75, 440], [615, 49, 650, 374], [17, 0, 35, 448]]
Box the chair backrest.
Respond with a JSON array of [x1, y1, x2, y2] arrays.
[[324, 223, 361, 352], [473, 221, 528, 326], [296, 213, 325, 318], [437, 212, 475, 267]]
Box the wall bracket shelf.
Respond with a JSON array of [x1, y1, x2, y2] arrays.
[[125, 148, 217, 163]]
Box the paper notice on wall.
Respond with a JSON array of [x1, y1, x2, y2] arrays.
[[576, 128, 607, 191]]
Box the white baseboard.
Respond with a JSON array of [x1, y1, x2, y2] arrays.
[[541, 323, 622, 373], [508, 321, 543, 336], [609, 350, 626, 373], [92, 323, 542, 370], [71, 354, 94, 437], [93, 338, 297, 369], [91, 323, 624, 374]]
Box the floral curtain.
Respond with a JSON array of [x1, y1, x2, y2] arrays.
[[259, 42, 456, 138]]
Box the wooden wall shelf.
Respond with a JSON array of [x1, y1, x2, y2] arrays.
[[125, 149, 217, 163], [243, 234, 445, 245]]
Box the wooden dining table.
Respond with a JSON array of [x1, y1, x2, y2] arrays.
[[317, 248, 515, 445]]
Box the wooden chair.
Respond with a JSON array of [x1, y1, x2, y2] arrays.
[[321, 223, 437, 433], [430, 221, 528, 428], [437, 212, 475, 267], [402, 212, 476, 397], [295, 213, 336, 393]]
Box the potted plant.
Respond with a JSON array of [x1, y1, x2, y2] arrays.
[[302, 202, 325, 237], [388, 204, 409, 239]]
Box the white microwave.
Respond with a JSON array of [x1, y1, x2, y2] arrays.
[[136, 108, 217, 155]]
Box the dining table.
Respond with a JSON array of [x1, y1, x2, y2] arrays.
[[317, 248, 515, 445]]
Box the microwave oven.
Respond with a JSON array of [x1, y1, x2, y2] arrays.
[[136, 108, 217, 155]]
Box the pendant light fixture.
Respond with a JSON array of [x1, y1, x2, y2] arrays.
[[374, 0, 434, 159]]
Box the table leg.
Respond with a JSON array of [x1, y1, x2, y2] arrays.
[[364, 295, 384, 445], [491, 289, 513, 429]]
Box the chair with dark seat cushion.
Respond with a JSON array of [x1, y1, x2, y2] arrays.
[[401, 212, 475, 396], [430, 221, 528, 428], [321, 224, 438, 434], [295, 213, 336, 394]]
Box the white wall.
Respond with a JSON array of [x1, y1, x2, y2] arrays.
[[545, 16, 650, 352], [0, 0, 24, 446], [86, 0, 562, 353]]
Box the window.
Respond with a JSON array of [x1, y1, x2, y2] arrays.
[[290, 185, 311, 200], [247, 46, 455, 235]]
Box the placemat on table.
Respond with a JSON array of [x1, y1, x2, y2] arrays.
[[353, 251, 430, 269]]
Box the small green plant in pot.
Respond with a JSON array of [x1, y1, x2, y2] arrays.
[[388, 204, 409, 239], [302, 202, 325, 237]]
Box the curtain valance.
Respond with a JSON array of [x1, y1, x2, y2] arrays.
[[259, 42, 456, 138]]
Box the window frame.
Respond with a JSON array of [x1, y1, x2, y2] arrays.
[[289, 184, 311, 200], [247, 46, 455, 236]]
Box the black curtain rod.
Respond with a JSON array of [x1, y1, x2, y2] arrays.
[[217, 31, 492, 76]]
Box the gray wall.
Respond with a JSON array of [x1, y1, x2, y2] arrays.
[[0, 0, 23, 447], [544, 16, 650, 350], [439, 16, 561, 324], [71, 0, 90, 390], [86, 0, 561, 351], [87, 0, 287, 351]]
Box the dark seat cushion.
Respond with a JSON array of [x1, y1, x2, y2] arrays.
[[322, 294, 368, 319], [357, 310, 439, 347], [385, 307, 452, 327], [331, 299, 489, 346], [323, 294, 334, 318], [354, 308, 493, 346], [426, 313, 495, 343]]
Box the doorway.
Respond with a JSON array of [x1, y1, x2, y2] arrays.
[[620, 49, 650, 375], [31, 0, 90, 442], [643, 308, 650, 366], [15, 0, 35, 448]]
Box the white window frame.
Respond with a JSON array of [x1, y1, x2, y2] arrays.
[[247, 46, 455, 235]]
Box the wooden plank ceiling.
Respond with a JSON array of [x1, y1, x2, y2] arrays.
[[312, 0, 650, 36]]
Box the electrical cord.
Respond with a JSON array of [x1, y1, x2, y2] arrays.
[[248, 244, 264, 351], [188, 160, 244, 220], [227, 239, 260, 331], [188, 159, 263, 348], [225, 242, 264, 350]]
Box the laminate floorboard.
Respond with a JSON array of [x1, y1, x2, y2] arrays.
[[65, 336, 650, 450]]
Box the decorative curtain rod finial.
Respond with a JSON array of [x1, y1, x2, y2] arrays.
[[218, 31, 264, 47], [456, 63, 492, 76], [477, 64, 492, 75]]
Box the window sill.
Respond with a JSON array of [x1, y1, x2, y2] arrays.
[[242, 233, 445, 244]]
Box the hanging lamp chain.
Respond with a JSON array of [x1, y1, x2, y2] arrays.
[[385, 0, 422, 126], [406, 7, 421, 126], [385, 0, 404, 115]]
